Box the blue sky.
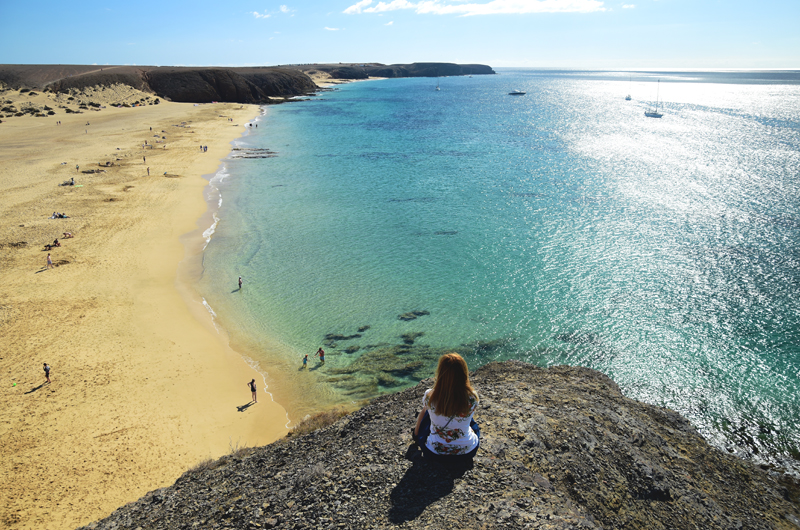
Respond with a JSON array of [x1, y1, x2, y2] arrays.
[[1, 0, 798, 68]]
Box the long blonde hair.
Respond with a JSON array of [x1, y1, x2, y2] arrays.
[[429, 353, 476, 418]]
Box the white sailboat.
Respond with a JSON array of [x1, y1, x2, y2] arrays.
[[645, 79, 663, 118], [436, 77, 440, 91], [625, 75, 632, 101]]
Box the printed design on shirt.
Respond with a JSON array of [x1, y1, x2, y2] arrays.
[[432, 425, 465, 443], [431, 441, 468, 455]]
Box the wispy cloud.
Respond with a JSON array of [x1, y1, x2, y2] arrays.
[[344, 0, 605, 16], [345, 0, 374, 13], [324, 26, 341, 30], [385, 20, 394, 24], [622, 3, 635, 7], [253, 6, 294, 18]]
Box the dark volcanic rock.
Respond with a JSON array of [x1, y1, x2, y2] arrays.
[[364, 62, 494, 78], [0, 64, 317, 104], [145, 68, 261, 103], [0, 63, 491, 104], [295, 62, 494, 80], [80, 361, 800, 530], [144, 67, 316, 103]]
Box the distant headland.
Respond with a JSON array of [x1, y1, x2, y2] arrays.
[[0, 63, 496, 104]]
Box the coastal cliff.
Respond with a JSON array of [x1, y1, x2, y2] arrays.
[[0, 65, 316, 104], [81, 362, 800, 529], [0, 62, 494, 105], [293, 62, 495, 80]]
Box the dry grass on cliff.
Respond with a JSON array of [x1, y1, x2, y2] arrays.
[[288, 408, 349, 437]]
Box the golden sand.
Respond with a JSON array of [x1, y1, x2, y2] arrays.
[[0, 88, 289, 529]]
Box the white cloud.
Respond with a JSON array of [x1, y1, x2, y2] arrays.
[[344, 0, 374, 14], [622, 3, 634, 7], [344, 0, 605, 15], [325, 26, 341, 30], [253, 6, 294, 18], [385, 20, 394, 24]]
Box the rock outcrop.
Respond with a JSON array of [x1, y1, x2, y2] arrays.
[[299, 62, 495, 80], [364, 62, 494, 78], [81, 361, 799, 529], [0, 62, 493, 104], [0, 65, 318, 104]]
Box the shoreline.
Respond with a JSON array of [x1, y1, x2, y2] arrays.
[[174, 107, 296, 426], [0, 93, 291, 529], [185, 80, 379, 425]]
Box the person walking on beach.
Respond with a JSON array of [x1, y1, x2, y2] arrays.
[[143, 156, 146, 164], [302, 354, 308, 369], [147, 167, 150, 176], [46, 253, 53, 269], [315, 347, 325, 364], [43, 363, 51, 384], [248, 379, 257, 403], [238, 276, 243, 290]]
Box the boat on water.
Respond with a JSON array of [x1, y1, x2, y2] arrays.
[[625, 75, 632, 100], [645, 79, 663, 118], [508, 90, 526, 96]]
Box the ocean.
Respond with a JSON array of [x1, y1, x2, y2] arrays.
[[196, 69, 800, 473]]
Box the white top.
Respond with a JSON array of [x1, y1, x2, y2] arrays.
[[423, 388, 479, 455]]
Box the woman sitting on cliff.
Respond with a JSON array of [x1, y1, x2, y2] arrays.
[[413, 353, 481, 462]]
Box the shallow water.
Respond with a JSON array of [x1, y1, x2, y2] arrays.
[[197, 69, 800, 472]]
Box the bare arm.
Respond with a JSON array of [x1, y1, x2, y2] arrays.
[[413, 404, 428, 437]]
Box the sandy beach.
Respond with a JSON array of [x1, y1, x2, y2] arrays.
[[0, 88, 289, 529]]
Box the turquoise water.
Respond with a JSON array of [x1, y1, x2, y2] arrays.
[[198, 69, 800, 472]]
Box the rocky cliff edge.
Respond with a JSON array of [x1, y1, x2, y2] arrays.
[[81, 361, 800, 529]]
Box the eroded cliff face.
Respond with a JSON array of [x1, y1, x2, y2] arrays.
[[81, 362, 800, 530], [0, 63, 494, 104], [298, 62, 495, 80], [45, 67, 318, 104]]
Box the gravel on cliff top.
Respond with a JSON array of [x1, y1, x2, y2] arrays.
[[81, 361, 800, 530]]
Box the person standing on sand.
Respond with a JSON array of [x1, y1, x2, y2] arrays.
[[147, 167, 150, 176], [46, 253, 53, 269], [143, 156, 146, 164], [238, 276, 243, 290], [248, 379, 257, 403], [43, 363, 51, 384], [316, 347, 325, 364], [302, 354, 308, 368]]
